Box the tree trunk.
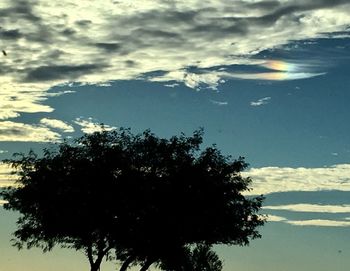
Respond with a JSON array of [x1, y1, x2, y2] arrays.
[[90, 264, 100, 271], [89, 255, 104, 271], [119, 255, 136, 271]]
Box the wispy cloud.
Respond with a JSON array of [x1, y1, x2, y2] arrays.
[[46, 90, 76, 97], [267, 215, 288, 222], [74, 117, 116, 134], [0, 150, 8, 154], [265, 215, 350, 227], [164, 83, 179, 88], [209, 99, 228, 106], [286, 219, 350, 227], [40, 118, 74, 133], [264, 204, 350, 213], [244, 164, 350, 195], [250, 97, 271, 106]]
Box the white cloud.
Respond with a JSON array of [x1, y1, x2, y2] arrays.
[[264, 204, 350, 213], [150, 71, 222, 90], [243, 164, 350, 195], [0, 150, 8, 154], [0, 77, 54, 120], [164, 83, 179, 88], [250, 97, 271, 106], [40, 118, 74, 133], [0, 121, 61, 142], [264, 214, 350, 227], [266, 215, 287, 222], [74, 117, 116, 134]]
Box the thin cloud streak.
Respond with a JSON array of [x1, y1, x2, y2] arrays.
[[210, 100, 228, 106], [265, 214, 350, 227], [286, 219, 350, 227], [264, 204, 350, 213]]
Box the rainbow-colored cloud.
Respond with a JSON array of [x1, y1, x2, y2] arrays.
[[224, 59, 325, 81]]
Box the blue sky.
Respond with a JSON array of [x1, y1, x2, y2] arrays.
[[1, 0, 350, 270]]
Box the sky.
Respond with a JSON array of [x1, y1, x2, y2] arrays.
[[0, 0, 350, 270]]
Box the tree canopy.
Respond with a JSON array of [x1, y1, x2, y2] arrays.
[[1, 128, 265, 271]]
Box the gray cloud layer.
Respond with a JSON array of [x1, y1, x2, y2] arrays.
[[0, 0, 349, 140]]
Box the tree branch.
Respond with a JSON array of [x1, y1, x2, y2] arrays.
[[139, 258, 156, 271], [119, 255, 136, 271]]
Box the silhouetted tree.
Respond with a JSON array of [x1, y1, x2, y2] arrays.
[[1, 128, 264, 271], [158, 244, 223, 271]]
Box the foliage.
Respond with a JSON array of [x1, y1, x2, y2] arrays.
[[1, 128, 264, 271]]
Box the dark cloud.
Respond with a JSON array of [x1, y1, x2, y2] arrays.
[[188, 0, 350, 37], [116, 9, 198, 27], [248, 0, 281, 10], [129, 29, 185, 47], [256, 0, 350, 25], [0, 28, 22, 40], [61, 28, 76, 36], [75, 20, 92, 27], [0, 0, 41, 22], [124, 60, 137, 67], [44, 49, 65, 60], [189, 21, 248, 37], [24, 64, 106, 82], [94, 43, 121, 52], [133, 29, 181, 39]]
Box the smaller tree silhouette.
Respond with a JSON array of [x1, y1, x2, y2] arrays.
[[158, 244, 223, 271]]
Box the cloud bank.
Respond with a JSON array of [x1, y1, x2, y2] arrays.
[[0, 0, 349, 124], [244, 164, 350, 195]]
